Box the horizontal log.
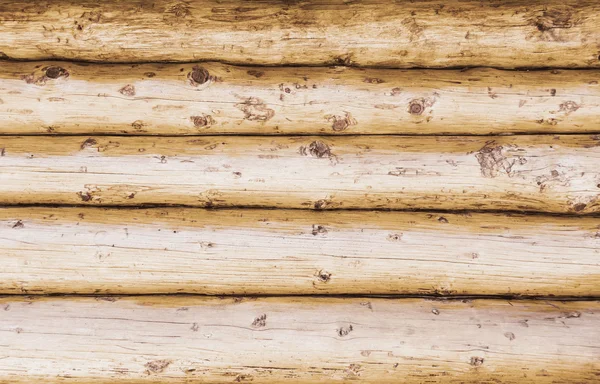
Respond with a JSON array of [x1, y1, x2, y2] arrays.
[[0, 297, 598, 383], [0, 1, 599, 68], [0, 135, 599, 213], [2, 62, 600, 135], [1, 207, 599, 296]]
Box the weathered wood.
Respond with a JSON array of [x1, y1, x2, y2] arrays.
[[2, 62, 600, 135], [0, 297, 598, 383], [0, 1, 598, 69], [1, 207, 599, 296], [0, 135, 599, 213]]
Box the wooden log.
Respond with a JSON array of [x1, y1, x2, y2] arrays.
[[2, 62, 600, 135], [1, 207, 599, 296], [0, 135, 599, 213], [0, 296, 598, 383], [0, 1, 599, 69]]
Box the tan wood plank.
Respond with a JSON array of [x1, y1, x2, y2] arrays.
[[0, 1, 599, 68], [0, 207, 599, 296], [0, 135, 599, 213], [0, 297, 598, 383], [1, 62, 599, 135]]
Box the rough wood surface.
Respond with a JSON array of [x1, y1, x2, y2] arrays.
[[0, 296, 598, 383], [1, 207, 599, 296], [2, 62, 600, 135], [0, 1, 599, 69], [0, 135, 599, 213]]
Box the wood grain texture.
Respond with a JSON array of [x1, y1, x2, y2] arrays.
[[2, 62, 600, 135], [0, 297, 598, 383], [0, 135, 599, 213], [1, 207, 599, 296], [0, 1, 599, 68]]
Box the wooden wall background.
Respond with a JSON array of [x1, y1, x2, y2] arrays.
[[0, 1, 598, 383]]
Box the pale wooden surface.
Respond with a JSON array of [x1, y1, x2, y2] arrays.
[[0, 207, 599, 296], [0, 297, 598, 383], [1, 1, 598, 383], [0, 1, 599, 68], [2, 62, 600, 135], [0, 135, 599, 213]]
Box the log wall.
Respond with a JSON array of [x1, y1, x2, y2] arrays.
[[0, 1, 599, 383]]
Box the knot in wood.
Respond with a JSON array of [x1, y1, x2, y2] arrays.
[[189, 66, 210, 85], [408, 100, 424, 115], [191, 115, 209, 127], [308, 141, 331, 158], [45, 66, 68, 79]]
